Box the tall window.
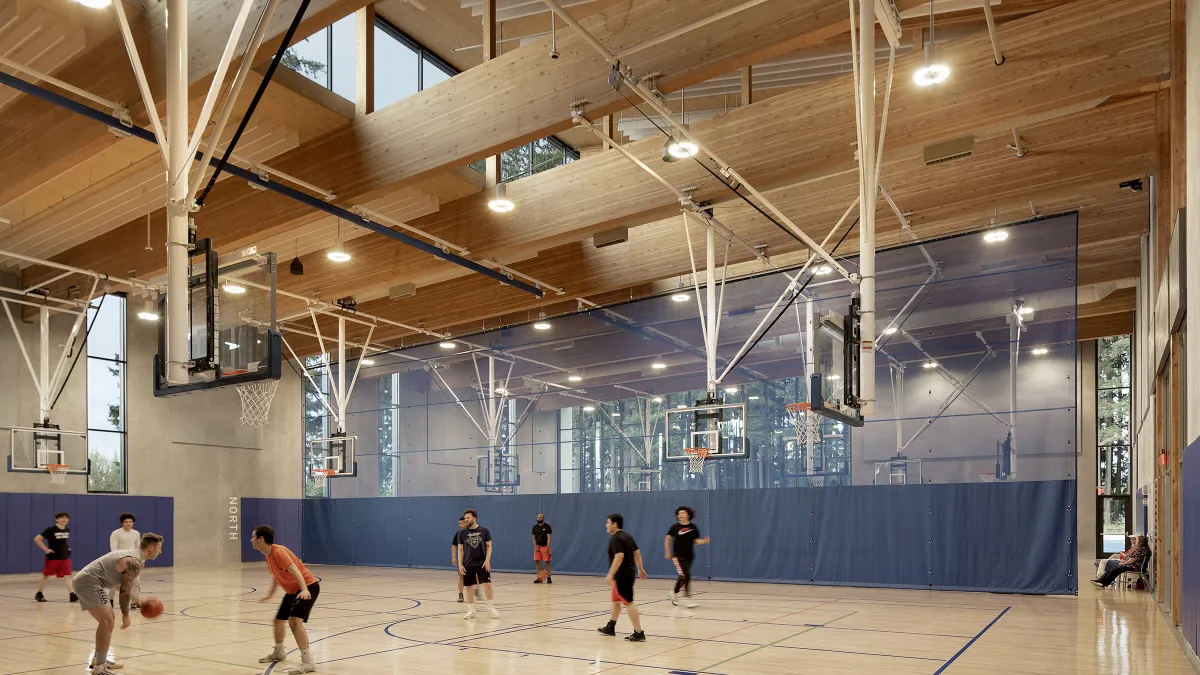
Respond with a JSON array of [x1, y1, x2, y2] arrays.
[[86, 294, 126, 493], [303, 355, 333, 497], [373, 18, 456, 108], [378, 373, 397, 496], [1097, 334, 1132, 554], [469, 137, 580, 181], [281, 14, 356, 100]]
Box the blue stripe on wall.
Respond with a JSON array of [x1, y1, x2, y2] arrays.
[[266, 480, 1076, 595], [0, 493, 175, 574], [1182, 437, 1200, 654]]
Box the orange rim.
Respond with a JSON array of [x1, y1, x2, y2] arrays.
[[312, 469, 337, 477], [785, 403, 811, 412], [682, 447, 710, 459], [46, 464, 69, 473]]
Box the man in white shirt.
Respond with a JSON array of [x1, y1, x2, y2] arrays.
[[109, 513, 141, 608]]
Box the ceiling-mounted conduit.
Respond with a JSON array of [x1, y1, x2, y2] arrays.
[[0, 71, 545, 299]]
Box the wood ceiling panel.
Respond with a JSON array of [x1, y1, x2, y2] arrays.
[[1078, 312, 1134, 341]]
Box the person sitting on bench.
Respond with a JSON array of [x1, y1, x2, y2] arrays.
[[1092, 535, 1149, 588]]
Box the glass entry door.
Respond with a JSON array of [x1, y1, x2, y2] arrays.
[[1096, 495, 1133, 559]]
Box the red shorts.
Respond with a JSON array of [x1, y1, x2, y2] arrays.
[[534, 546, 552, 561], [43, 558, 72, 578]]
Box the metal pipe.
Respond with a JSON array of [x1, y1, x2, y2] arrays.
[[356, 205, 469, 256], [164, 0, 189, 386], [481, 259, 565, 295], [38, 306, 49, 418], [856, 0, 877, 415], [112, 0, 168, 166], [1, 300, 43, 402], [613, 0, 772, 59], [191, 0, 282, 199], [337, 315, 347, 433], [453, 29, 553, 52], [981, 0, 1005, 65], [0, 55, 126, 114], [705, 222, 717, 393], [1008, 313, 1019, 477]]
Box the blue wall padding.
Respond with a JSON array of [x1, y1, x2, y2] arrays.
[[241, 498, 302, 562], [0, 493, 174, 573], [1182, 437, 1200, 654], [270, 480, 1075, 595]]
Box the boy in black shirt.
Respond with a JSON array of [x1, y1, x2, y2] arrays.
[[34, 512, 77, 603], [598, 513, 648, 641], [665, 506, 710, 608], [457, 509, 499, 619], [531, 513, 553, 583]]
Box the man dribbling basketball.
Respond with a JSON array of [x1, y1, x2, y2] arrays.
[[72, 533, 164, 674]]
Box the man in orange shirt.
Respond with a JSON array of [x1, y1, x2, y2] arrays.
[[252, 525, 320, 674]]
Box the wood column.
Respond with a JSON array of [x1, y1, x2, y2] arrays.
[[741, 65, 753, 107], [355, 4, 375, 117], [483, 0, 499, 187], [602, 115, 616, 149]]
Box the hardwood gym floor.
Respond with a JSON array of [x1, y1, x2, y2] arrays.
[[0, 564, 1190, 674]]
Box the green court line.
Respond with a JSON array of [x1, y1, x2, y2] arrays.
[[698, 610, 859, 673]]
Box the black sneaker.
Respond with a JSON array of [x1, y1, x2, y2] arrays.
[[458, 593, 464, 603], [534, 577, 543, 583], [69, 593, 78, 603], [597, 622, 616, 636], [34, 592, 46, 603], [546, 576, 552, 584], [625, 631, 646, 642]]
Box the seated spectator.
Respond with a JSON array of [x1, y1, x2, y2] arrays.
[[1092, 535, 1149, 588], [1096, 536, 1139, 579]]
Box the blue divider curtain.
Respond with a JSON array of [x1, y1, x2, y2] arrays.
[[0, 493, 174, 574], [253, 481, 1075, 595], [1181, 437, 1200, 655]]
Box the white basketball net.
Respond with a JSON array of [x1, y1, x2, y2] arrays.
[[684, 448, 708, 474], [311, 468, 336, 489], [237, 380, 279, 426], [787, 404, 821, 446], [48, 464, 69, 485]]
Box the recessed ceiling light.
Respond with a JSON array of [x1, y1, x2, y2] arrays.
[[611, 412, 620, 417], [652, 396, 663, 403], [815, 264, 833, 275], [488, 183, 515, 212], [533, 321, 552, 330], [651, 362, 667, 370], [724, 386, 738, 394], [748, 395, 760, 401], [326, 248, 351, 263], [222, 281, 246, 294], [675, 404, 687, 409], [583, 405, 595, 412], [76, 0, 111, 7], [883, 326, 898, 335], [361, 358, 375, 366], [224, 341, 240, 350], [1017, 306, 1034, 316], [439, 341, 456, 349], [494, 387, 507, 395], [1031, 348, 1049, 355], [922, 361, 938, 369], [671, 293, 690, 303], [827, 374, 841, 380], [137, 299, 158, 322], [565, 375, 582, 384], [983, 230, 1009, 243]]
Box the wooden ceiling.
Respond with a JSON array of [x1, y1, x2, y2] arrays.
[[0, 0, 1161, 354]]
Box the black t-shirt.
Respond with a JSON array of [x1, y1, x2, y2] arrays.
[[457, 526, 492, 568], [532, 522, 552, 546], [40, 526, 70, 560], [452, 530, 462, 547], [607, 530, 639, 579], [667, 522, 701, 559]]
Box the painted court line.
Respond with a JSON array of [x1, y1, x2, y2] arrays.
[[698, 610, 858, 672], [932, 606, 1011, 674]]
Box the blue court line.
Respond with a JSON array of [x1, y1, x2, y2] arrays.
[[932, 606, 1011, 674]]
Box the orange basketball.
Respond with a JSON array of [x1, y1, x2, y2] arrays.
[[139, 597, 163, 619], [538, 569, 547, 581]]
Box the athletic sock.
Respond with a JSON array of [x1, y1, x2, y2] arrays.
[[300, 649, 313, 662]]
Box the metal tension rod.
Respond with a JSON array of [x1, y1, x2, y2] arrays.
[[0, 71, 545, 298]]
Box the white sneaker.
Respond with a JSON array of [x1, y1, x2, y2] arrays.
[[684, 599, 698, 609], [259, 647, 287, 663], [464, 607, 476, 619], [670, 592, 678, 606], [88, 664, 113, 674], [287, 661, 317, 674], [488, 605, 500, 617]]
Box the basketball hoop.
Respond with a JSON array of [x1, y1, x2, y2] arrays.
[[47, 464, 69, 485], [311, 468, 337, 489], [683, 447, 709, 474], [237, 380, 279, 426], [786, 402, 821, 445]]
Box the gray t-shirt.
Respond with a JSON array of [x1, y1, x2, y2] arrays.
[[77, 549, 141, 587]]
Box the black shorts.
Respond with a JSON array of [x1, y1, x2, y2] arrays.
[[463, 565, 491, 586], [276, 582, 320, 622], [611, 576, 636, 605]]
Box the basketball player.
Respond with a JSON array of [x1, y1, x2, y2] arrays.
[[72, 532, 164, 674], [109, 513, 141, 609], [253, 525, 321, 674], [457, 509, 499, 618], [597, 513, 647, 641], [532, 513, 553, 583], [453, 516, 466, 602], [665, 506, 710, 608], [33, 511, 76, 603]]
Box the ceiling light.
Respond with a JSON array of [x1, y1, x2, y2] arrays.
[[912, 42, 950, 86], [651, 362, 667, 370], [676, 404, 687, 409], [361, 358, 375, 366], [651, 396, 663, 403], [439, 341, 456, 349], [724, 386, 738, 394], [748, 395, 760, 401], [289, 256, 304, 275], [815, 264, 833, 275], [662, 135, 698, 162], [1032, 348, 1049, 356], [827, 374, 841, 380], [983, 230, 1009, 243], [883, 326, 898, 335], [583, 405, 595, 412], [222, 281, 246, 294], [671, 293, 690, 303], [1017, 306, 1034, 316], [488, 182, 515, 212], [326, 248, 351, 263], [533, 321, 552, 330], [611, 412, 620, 417], [922, 361, 938, 369], [137, 300, 158, 322], [568, 375, 582, 382], [76, 0, 112, 7], [225, 341, 240, 350]]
